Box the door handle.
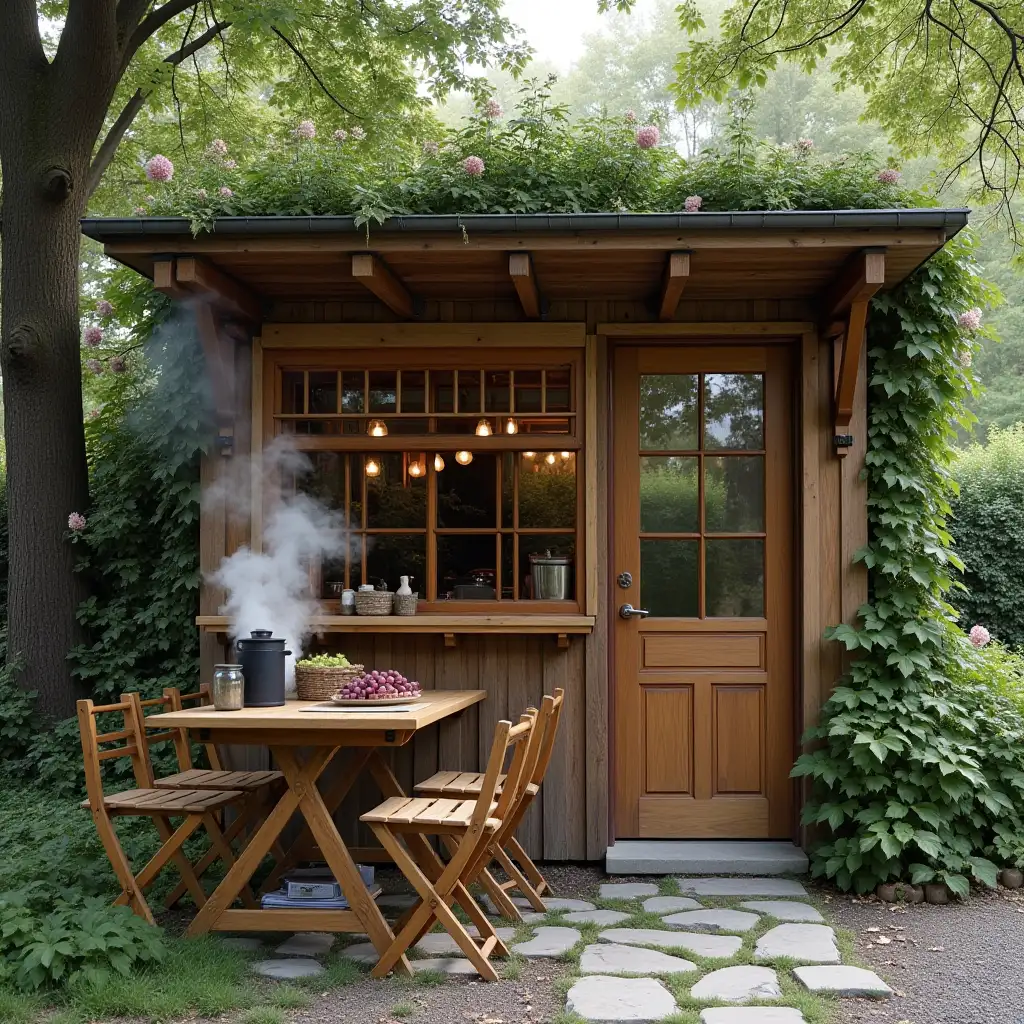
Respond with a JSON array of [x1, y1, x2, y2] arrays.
[[619, 603, 650, 620]]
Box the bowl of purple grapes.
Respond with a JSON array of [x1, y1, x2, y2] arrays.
[[331, 669, 422, 704]]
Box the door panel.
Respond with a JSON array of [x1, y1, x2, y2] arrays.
[[613, 345, 794, 839]]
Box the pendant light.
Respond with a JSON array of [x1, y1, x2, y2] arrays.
[[365, 457, 381, 477], [561, 451, 571, 460], [523, 451, 536, 458], [433, 453, 445, 472], [367, 419, 388, 437], [505, 417, 518, 435], [475, 418, 493, 437], [545, 452, 556, 465], [408, 455, 425, 478], [455, 450, 474, 466]]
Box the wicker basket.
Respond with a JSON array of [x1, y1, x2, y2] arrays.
[[295, 663, 364, 701], [393, 592, 419, 616], [356, 590, 394, 616]]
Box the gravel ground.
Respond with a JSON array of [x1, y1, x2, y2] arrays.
[[826, 885, 1024, 1024]]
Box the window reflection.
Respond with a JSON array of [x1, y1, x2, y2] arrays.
[[704, 374, 764, 450]]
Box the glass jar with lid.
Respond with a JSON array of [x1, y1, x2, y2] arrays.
[[212, 664, 244, 711]]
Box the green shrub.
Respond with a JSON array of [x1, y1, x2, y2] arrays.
[[951, 424, 1024, 649]]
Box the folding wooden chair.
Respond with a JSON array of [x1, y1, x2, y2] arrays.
[[77, 697, 246, 926], [360, 711, 537, 981], [123, 689, 285, 909], [416, 687, 565, 918]]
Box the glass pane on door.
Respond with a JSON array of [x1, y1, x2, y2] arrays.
[[640, 539, 699, 617]]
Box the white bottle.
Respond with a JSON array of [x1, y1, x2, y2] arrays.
[[397, 575, 413, 596]]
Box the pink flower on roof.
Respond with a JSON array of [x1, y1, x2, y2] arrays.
[[294, 119, 316, 140], [196, 188, 208, 200], [960, 349, 973, 368], [877, 168, 902, 184], [333, 128, 348, 142], [958, 307, 983, 332], [350, 126, 366, 140], [625, 109, 637, 122], [85, 358, 103, 375], [463, 155, 485, 176], [218, 186, 234, 198], [88, 408, 101, 420], [144, 154, 174, 182], [969, 624, 991, 647], [207, 139, 229, 157], [110, 356, 126, 374], [96, 300, 113, 318], [68, 513, 87, 532], [484, 98, 503, 119], [223, 159, 237, 169], [422, 140, 440, 157], [635, 125, 660, 149], [133, 206, 147, 215], [83, 326, 103, 348], [796, 138, 814, 154], [684, 195, 703, 213]]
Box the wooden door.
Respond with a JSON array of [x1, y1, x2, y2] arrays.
[[612, 345, 794, 839]]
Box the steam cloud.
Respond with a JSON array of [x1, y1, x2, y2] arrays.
[[207, 438, 349, 692]]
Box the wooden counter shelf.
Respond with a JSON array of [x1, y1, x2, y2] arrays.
[[196, 613, 595, 648]]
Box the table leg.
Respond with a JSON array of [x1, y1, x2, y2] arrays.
[[273, 746, 411, 978], [186, 745, 337, 936]]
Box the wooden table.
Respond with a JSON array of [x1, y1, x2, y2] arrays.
[[150, 690, 486, 975]]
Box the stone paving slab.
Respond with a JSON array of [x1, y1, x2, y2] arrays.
[[484, 895, 595, 915], [414, 927, 515, 955], [274, 932, 336, 957], [678, 877, 808, 897], [579, 943, 697, 976], [739, 901, 823, 923], [564, 909, 632, 925], [252, 958, 325, 980], [511, 926, 582, 957], [566, 975, 678, 1022], [221, 936, 263, 951], [599, 882, 660, 899], [411, 957, 482, 975], [793, 964, 893, 997], [643, 896, 703, 913], [376, 893, 418, 910], [338, 942, 380, 965], [690, 965, 781, 1002], [662, 909, 760, 934], [754, 924, 839, 963], [598, 928, 743, 959], [700, 1009, 806, 1023]]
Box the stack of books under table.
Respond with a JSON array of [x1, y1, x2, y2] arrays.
[[260, 865, 379, 910]]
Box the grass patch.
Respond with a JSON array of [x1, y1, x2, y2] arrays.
[[390, 1000, 418, 1018], [0, 989, 42, 1024], [267, 985, 313, 1009], [238, 1008, 286, 1024]]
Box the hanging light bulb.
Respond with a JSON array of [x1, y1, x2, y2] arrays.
[[365, 457, 381, 477], [455, 450, 474, 466], [545, 452, 557, 465], [367, 419, 388, 437], [505, 417, 519, 435], [561, 451, 571, 460], [475, 418, 493, 437], [433, 453, 445, 472], [408, 455, 425, 478], [523, 451, 536, 458]]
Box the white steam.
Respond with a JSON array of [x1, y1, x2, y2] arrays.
[[207, 438, 349, 691]]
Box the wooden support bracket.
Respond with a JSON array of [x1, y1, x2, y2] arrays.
[[351, 254, 415, 318], [443, 633, 457, 648], [658, 251, 690, 321], [556, 633, 569, 650], [194, 300, 237, 439], [509, 253, 542, 319], [176, 256, 262, 324]]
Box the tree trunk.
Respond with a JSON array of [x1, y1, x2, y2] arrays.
[[1, 163, 91, 718]]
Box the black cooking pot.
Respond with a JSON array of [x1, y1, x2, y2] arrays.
[[235, 629, 291, 707]]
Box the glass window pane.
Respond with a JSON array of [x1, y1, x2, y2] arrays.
[[545, 368, 571, 412], [640, 457, 698, 533], [485, 371, 511, 412], [349, 537, 364, 591], [300, 452, 346, 514], [434, 417, 475, 435], [432, 370, 454, 413], [501, 452, 514, 528], [704, 374, 764, 450], [369, 371, 397, 413], [282, 371, 304, 414], [705, 456, 765, 533], [501, 533, 514, 599], [706, 539, 764, 616], [520, 535, 575, 601], [519, 452, 576, 528], [438, 536, 497, 600], [515, 370, 543, 413], [385, 418, 430, 435], [308, 371, 337, 414], [640, 540, 698, 617], [401, 370, 426, 413], [437, 453, 498, 528], [457, 370, 481, 413], [518, 417, 571, 435], [341, 371, 364, 413], [364, 453, 426, 529], [367, 534, 426, 595], [640, 375, 698, 450]]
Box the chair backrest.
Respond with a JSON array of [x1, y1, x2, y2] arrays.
[[77, 697, 155, 807], [472, 711, 536, 828], [120, 686, 221, 775], [163, 686, 222, 770], [530, 687, 565, 786]]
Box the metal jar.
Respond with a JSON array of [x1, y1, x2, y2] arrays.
[[212, 664, 245, 711], [529, 550, 573, 600], [235, 630, 291, 707]]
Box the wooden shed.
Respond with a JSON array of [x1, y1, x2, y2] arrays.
[[82, 208, 967, 863]]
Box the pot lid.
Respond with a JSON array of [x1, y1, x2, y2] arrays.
[[529, 549, 572, 564]]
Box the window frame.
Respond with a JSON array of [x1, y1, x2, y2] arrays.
[[260, 346, 587, 613]]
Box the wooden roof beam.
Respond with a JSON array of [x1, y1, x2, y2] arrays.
[[509, 253, 543, 319], [153, 259, 189, 299], [658, 251, 690, 320], [351, 254, 415, 318], [822, 247, 886, 321], [174, 255, 261, 324]]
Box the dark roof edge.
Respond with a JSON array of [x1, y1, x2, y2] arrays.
[[81, 208, 970, 242]]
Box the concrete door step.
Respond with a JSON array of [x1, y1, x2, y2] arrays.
[[605, 841, 808, 876]]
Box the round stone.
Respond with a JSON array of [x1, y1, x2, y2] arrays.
[[563, 909, 632, 926], [643, 896, 702, 914], [339, 941, 380, 965], [412, 957, 482, 975], [599, 928, 742, 960], [701, 1010, 806, 1023], [580, 943, 697, 976], [511, 926, 582, 957], [793, 965, 893, 998], [252, 958, 324, 980], [739, 901, 823, 923], [678, 878, 808, 897], [754, 924, 839, 964], [566, 975, 678, 1022], [220, 936, 263, 952], [662, 909, 760, 934], [598, 882, 660, 900], [691, 965, 781, 1003], [414, 928, 514, 955], [274, 932, 335, 957]]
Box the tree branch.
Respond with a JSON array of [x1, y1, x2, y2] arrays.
[[0, 0, 46, 81], [272, 26, 364, 117], [121, 0, 202, 75], [87, 19, 228, 196]]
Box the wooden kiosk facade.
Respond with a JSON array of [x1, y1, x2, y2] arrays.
[[83, 209, 967, 862]]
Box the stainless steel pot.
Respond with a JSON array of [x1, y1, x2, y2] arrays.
[[529, 550, 573, 600]]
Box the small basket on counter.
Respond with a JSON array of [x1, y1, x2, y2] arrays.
[[393, 592, 419, 616], [295, 662, 364, 701], [355, 589, 394, 616]]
